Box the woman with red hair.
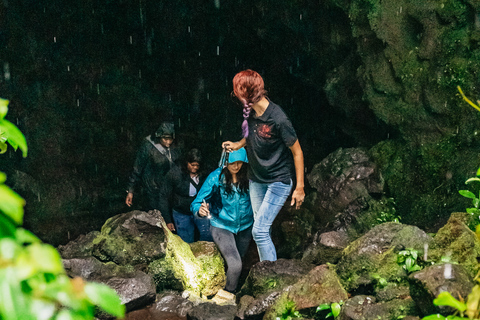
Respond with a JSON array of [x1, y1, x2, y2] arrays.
[[222, 69, 305, 262]]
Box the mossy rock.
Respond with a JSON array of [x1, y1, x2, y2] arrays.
[[335, 222, 433, 292], [91, 210, 167, 265], [428, 212, 480, 278]]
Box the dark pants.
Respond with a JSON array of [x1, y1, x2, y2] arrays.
[[173, 209, 213, 243], [211, 225, 253, 292]]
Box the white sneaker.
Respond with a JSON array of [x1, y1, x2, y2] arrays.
[[212, 289, 236, 305]]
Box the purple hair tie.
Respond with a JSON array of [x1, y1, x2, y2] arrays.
[[241, 102, 252, 138]]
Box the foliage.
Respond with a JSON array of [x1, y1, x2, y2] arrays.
[[275, 299, 302, 320], [0, 98, 125, 320], [458, 167, 480, 230], [316, 301, 343, 319], [397, 248, 423, 274], [422, 271, 480, 320], [375, 197, 400, 224]]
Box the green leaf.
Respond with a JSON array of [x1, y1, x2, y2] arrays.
[[316, 304, 331, 312], [433, 291, 466, 312], [331, 302, 341, 317], [459, 190, 476, 199], [326, 311, 334, 318], [474, 198, 480, 209], [15, 228, 41, 244], [0, 213, 17, 238], [0, 238, 19, 260], [405, 257, 415, 269], [466, 177, 480, 184], [421, 315, 446, 320], [29, 298, 56, 320], [0, 98, 8, 120], [54, 308, 94, 320], [26, 243, 65, 274], [476, 167, 480, 177], [0, 119, 27, 157], [0, 268, 35, 320], [84, 282, 125, 318], [0, 141, 7, 154], [0, 184, 25, 225]]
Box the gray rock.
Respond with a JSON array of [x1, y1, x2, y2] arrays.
[[409, 263, 474, 316], [302, 230, 349, 265], [186, 303, 237, 320], [238, 259, 315, 298]]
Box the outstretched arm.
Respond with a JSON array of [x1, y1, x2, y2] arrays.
[[289, 140, 305, 209], [222, 138, 246, 151]]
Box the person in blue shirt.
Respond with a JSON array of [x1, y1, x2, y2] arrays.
[[191, 148, 253, 299]]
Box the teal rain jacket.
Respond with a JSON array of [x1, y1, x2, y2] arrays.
[[191, 167, 253, 234]]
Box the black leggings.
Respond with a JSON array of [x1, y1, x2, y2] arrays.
[[210, 225, 253, 292]]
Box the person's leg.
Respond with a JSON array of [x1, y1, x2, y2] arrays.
[[250, 181, 292, 262], [249, 181, 268, 220], [211, 226, 243, 293], [194, 215, 213, 242], [235, 225, 253, 258], [172, 209, 195, 243]]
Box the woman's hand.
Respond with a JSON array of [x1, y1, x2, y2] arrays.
[[166, 223, 176, 231], [199, 201, 210, 217], [222, 138, 246, 151], [125, 192, 133, 207], [290, 187, 305, 209]]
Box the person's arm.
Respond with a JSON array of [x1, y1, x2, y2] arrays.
[[191, 169, 219, 216], [222, 138, 246, 151], [289, 140, 305, 209], [125, 142, 148, 206], [159, 169, 176, 231]]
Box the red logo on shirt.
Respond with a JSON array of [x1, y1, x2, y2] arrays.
[[258, 124, 272, 138]]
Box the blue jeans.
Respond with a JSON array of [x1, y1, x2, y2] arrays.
[[172, 209, 213, 243], [249, 180, 292, 261]]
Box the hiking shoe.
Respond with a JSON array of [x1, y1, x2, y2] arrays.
[[212, 289, 236, 305]]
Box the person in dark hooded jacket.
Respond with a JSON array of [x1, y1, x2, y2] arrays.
[[159, 148, 212, 242], [126, 121, 180, 231]]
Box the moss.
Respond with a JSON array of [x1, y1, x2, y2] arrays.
[[148, 258, 183, 292], [159, 219, 225, 298], [263, 295, 301, 320]]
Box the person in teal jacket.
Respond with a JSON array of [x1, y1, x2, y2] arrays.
[[191, 147, 253, 300]]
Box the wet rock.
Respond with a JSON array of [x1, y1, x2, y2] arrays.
[[92, 210, 167, 265], [305, 148, 387, 238], [302, 230, 349, 265], [337, 295, 418, 320], [239, 259, 315, 298], [152, 291, 195, 317], [335, 222, 433, 292], [236, 291, 282, 320], [263, 265, 348, 320], [429, 212, 480, 278], [103, 270, 156, 311], [186, 302, 237, 320], [409, 263, 474, 316], [62, 256, 134, 280], [58, 231, 100, 258]]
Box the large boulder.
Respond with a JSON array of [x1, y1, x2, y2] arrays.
[[263, 264, 348, 320], [63, 257, 156, 313], [302, 230, 349, 265], [335, 222, 433, 292], [238, 259, 315, 298], [305, 147, 390, 239], [337, 295, 419, 320], [429, 212, 480, 278], [409, 263, 474, 316], [91, 210, 167, 265]]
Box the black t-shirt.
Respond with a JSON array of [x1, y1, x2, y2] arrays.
[[245, 100, 298, 184]]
